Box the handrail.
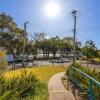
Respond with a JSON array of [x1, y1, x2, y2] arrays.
[[72, 67, 100, 87], [71, 67, 100, 100]]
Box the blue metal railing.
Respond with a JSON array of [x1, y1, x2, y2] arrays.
[[71, 67, 100, 100]]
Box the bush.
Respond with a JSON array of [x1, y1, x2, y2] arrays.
[[91, 58, 100, 64], [0, 70, 48, 100], [67, 63, 100, 99], [0, 50, 7, 75]]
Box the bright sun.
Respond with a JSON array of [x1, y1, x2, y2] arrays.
[[44, 2, 61, 18]]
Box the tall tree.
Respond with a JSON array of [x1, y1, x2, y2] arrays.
[[50, 36, 60, 58], [0, 13, 23, 55], [62, 37, 73, 57], [83, 40, 97, 59]]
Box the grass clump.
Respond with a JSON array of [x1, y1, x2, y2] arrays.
[[0, 69, 47, 100]]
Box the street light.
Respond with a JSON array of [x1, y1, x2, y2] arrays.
[[22, 21, 29, 67]]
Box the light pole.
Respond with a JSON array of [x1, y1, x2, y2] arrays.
[[22, 21, 29, 67], [71, 10, 78, 63]]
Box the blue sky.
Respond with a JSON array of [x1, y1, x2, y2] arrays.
[[0, 0, 100, 48]]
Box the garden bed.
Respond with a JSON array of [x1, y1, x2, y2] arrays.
[[66, 63, 100, 100], [1, 67, 65, 100]]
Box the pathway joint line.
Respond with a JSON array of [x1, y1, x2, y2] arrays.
[[49, 91, 69, 93]]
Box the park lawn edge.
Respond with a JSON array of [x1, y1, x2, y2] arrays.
[[3, 66, 66, 99]]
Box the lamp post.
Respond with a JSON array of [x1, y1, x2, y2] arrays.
[[22, 21, 29, 67]]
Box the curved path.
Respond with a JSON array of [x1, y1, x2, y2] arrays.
[[48, 72, 75, 100]]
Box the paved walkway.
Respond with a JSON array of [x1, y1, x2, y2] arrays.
[[48, 72, 75, 100]]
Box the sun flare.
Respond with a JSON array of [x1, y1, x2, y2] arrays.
[[44, 2, 61, 18]]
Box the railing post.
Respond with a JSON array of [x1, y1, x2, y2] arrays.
[[90, 79, 93, 100]]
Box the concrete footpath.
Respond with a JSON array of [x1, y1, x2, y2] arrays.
[[48, 72, 75, 100]]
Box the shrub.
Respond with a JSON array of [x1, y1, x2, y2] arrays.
[[91, 58, 100, 63], [67, 63, 100, 99], [0, 50, 7, 75], [0, 70, 47, 100]]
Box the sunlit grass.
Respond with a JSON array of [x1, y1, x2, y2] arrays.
[[4, 66, 66, 83], [92, 58, 100, 62]]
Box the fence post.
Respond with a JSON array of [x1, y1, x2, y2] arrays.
[[87, 62, 89, 69], [80, 61, 82, 66], [52, 62, 54, 67], [90, 79, 93, 100]]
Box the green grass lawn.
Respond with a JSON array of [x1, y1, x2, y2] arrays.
[[4, 66, 66, 83], [92, 58, 100, 62]]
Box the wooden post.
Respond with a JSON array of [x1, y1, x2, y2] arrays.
[[87, 62, 89, 69], [80, 61, 82, 66]]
